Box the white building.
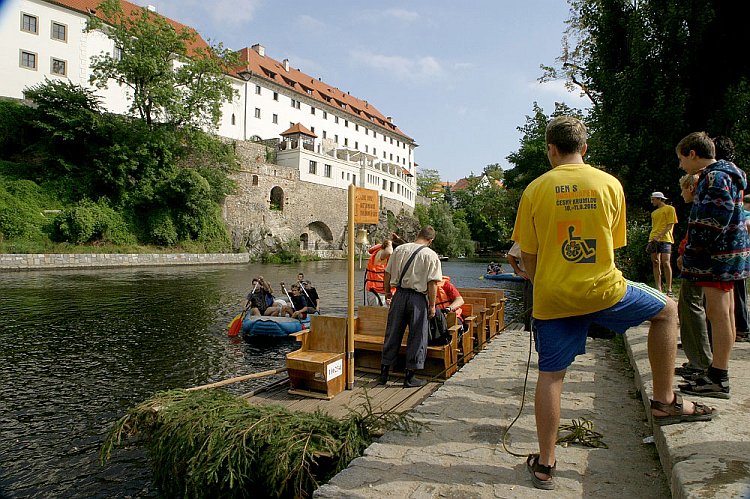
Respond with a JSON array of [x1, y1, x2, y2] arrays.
[[0, 0, 417, 208]]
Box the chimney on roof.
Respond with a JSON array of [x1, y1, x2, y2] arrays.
[[283, 59, 290, 71], [146, 4, 156, 12], [386, 116, 393, 123], [251, 44, 265, 57]]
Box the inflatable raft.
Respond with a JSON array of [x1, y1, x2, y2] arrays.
[[241, 316, 311, 339], [483, 272, 526, 282]]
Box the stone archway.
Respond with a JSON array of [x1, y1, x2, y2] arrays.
[[305, 221, 334, 250], [300, 233, 309, 250], [270, 186, 284, 211]]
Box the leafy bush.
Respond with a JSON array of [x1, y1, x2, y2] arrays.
[[145, 210, 178, 246], [615, 221, 652, 282], [0, 178, 52, 240], [54, 199, 135, 245]]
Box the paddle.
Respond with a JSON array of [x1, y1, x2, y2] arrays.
[[280, 282, 294, 317], [228, 284, 257, 337]]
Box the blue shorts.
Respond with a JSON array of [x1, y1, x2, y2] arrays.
[[534, 281, 667, 372]]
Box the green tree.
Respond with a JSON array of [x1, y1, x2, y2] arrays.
[[453, 176, 518, 251], [87, 0, 237, 129], [504, 102, 583, 192], [541, 0, 750, 204], [416, 168, 443, 200]]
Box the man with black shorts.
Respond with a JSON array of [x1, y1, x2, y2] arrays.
[[512, 116, 714, 491]]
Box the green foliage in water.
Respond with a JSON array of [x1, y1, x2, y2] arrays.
[[101, 389, 422, 498]]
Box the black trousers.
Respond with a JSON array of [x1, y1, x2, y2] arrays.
[[381, 288, 428, 370]]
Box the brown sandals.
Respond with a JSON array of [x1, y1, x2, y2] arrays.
[[527, 453, 556, 490], [650, 392, 716, 426]]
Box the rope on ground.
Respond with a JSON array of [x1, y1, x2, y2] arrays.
[[557, 418, 608, 448]]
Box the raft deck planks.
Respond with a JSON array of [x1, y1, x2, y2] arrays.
[[242, 371, 441, 419]]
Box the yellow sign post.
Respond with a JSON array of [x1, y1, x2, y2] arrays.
[[347, 186, 379, 389]]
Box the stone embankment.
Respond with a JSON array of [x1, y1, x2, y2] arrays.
[[0, 253, 250, 270]]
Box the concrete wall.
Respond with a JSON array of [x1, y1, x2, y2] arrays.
[[0, 252, 249, 270]]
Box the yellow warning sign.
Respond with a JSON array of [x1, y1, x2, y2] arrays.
[[354, 187, 379, 224]]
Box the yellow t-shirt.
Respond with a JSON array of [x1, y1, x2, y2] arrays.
[[649, 205, 677, 243], [511, 163, 627, 320]]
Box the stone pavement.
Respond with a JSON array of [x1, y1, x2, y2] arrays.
[[316, 327, 671, 498]]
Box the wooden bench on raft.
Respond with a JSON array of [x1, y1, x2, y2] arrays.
[[286, 315, 346, 400], [455, 303, 479, 364], [353, 306, 460, 380], [457, 288, 506, 345]]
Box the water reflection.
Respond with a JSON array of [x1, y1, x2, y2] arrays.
[[0, 259, 520, 497]]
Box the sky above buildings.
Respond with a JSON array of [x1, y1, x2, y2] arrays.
[[49, 0, 595, 182]]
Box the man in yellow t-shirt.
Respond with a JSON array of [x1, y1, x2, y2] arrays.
[[648, 192, 677, 294], [511, 116, 714, 491]]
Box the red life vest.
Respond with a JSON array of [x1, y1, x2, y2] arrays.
[[436, 276, 462, 319]]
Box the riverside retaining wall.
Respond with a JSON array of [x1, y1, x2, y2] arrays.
[[0, 253, 250, 271]]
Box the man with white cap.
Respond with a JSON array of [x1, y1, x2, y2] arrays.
[[649, 191, 677, 295]]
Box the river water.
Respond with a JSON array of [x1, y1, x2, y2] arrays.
[[0, 258, 521, 498]]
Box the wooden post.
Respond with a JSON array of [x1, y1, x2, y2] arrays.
[[347, 184, 356, 389]]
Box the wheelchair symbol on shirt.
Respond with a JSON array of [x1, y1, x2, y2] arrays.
[[561, 225, 597, 263]]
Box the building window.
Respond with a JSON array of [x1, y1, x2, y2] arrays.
[[390, 153, 393, 160], [323, 111, 327, 119], [273, 92, 278, 101], [310, 107, 316, 115], [334, 134, 338, 143], [373, 131, 377, 138], [50, 58, 67, 76], [252, 175, 259, 186], [342, 172, 345, 180], [373, 147, 377, 155], [291, 98, 300, 109], [383, 179, 387, 190], [272, 113, 278, 124], [254, 108, 261, 119], [255, 85, 261, 95], [309, 160, 317, 175], [390, 138, 394, 144], [355, 141, 358, 149], [113, 45, 123, 61], [344, 138, 349, 146], [310, 126, 315, 133], [347, 173, 350, 180], [19, 50, 37, 70], [355, 124, 359, 131], [365, 128, 369, 135], [322, 131, 327, 139], [345, 120, 348, 127], [335, 116, 339, 124], [21, 13, 38, 34], [231, 113, 236, 125], [365, 145, 369, 153], [324, 164, 332, 177], [51, 21, 67, 42], [352, 174, 356, 185]]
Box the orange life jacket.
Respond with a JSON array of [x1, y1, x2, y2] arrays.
[[436, 276, 462, 319], [365, 244, 393, 294]]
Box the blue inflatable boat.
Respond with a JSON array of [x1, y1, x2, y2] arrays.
[[241, 316, 311, 339], [483, 272, 526, 282]]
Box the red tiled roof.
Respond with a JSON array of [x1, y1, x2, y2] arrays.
[[451, 178, 470, 191], [232, 46, 413, 142], [47, 0, 209, 56], [280, 123, 317, 138]]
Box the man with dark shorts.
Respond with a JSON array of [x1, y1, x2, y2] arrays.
[[377, 226, 442, 388], [512, 116, 714, 491], [648, 191, 677, 295]]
